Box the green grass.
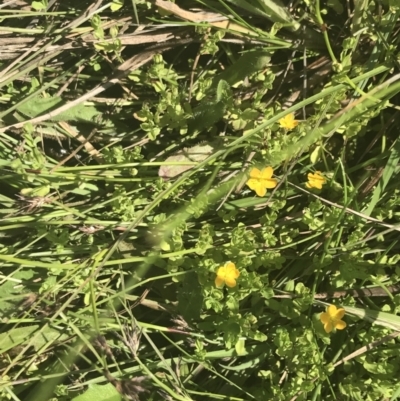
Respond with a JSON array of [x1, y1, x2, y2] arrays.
[[1, 0, 400, 400]]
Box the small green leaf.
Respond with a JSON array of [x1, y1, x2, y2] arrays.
[[235, 338, 246, 356], [310, 145, 321, 164], [110, 0, 124, 12], [70, 188, 91, 195], [252, 331, 268, 342], [31, 0, 47, 10], [260, 287, 274, 299], [20, 185, 50, 198], [160, 240, 171, 251], [216, 79, 231, 102]]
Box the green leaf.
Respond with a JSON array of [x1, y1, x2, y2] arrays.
[[212, 51, 271, 89], [252, 331, 268, 342], [188, 100, 226, 135], [177, 272, 203, 321], [364, 139, 400, 216], [70, 188, 91, 195], [257, 0, 300, 29], [235, 338, 246, 356], [20, 185, 50, 197], [260, 287, 274, 299], [310, 145, 321, 164], [223, 322, 241, 348], [232, 108, 259, 131], [160, 240, 171, 251], [110, 0, 124, 12], [16, 96, 103, 124], [0, 269, 35, 317], [29, 326, 70, 351], [390, 384, 400, 401], [216, 79, 231, 102], [31, 0, 47, 10], [158, 143, 216, 179], [71, 384, 121, 401], [0, 326, 39, 353], [0, 324, 70, 353], [351, 0, 368, 34], [225, 0, 299, 31], [363, 359, 395, 375], [390, 0, 400, 10]]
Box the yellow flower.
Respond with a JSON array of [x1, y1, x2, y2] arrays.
[[215, 262, 240, 288], [246, 167, 278, 197], [306, 171, 326, 189], [279, 113, 299, 130], [320, 305, 346, 333]]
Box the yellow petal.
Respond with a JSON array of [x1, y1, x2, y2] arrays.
[[260, 167, 273, 179], [215, 275, 225, 287], [327, 305, 338, 317], [335, 320, 347, 330], [226, 264, 240, 279], [323, 321, 333, 333], [249, 168, 261, 179], [320, 312, 330, 325], [255, 184, 267, 197], [307, 172, 326, 189], [263, 178, 278, 189], [310, 179, 323, 189], [309, 175, 323, 182], [334, 308, 345, 320], [227, 263, 240, 278], [225, 277, 237, 288], [279, 113, 298, 130], [305, 182, 312, 189], [246, 178, 260, 191]]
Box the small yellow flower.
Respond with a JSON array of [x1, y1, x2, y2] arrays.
[[246, 167, 278, 197], [215, 262, 240, 288], [279, 113, 299, 130], [320, 305, 346, 333], [306, 171, 326, 189]]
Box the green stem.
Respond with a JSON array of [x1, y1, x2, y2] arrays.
[[314, 0, 338, 65]]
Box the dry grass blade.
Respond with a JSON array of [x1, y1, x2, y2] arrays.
[[155, 0, 257, 36]]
